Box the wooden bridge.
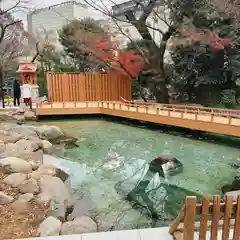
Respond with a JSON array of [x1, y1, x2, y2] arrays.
[[36, 101, 240, 137]]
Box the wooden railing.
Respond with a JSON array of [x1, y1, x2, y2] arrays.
[[169, 195, 240, 240], [37, 101, 240, 126]]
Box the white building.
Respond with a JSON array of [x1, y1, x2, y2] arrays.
[[27, 1, 100, 45]]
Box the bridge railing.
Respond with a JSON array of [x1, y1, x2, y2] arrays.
[[37, 101, 240, 121], [169, 195, 240, 240]]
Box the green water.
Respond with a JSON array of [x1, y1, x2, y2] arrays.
[[42, 119, 239, 230]]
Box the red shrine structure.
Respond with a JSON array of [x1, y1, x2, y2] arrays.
[[16, 62, 39, 102]]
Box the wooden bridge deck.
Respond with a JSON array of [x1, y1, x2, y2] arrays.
[[36, 101, 240, 137]]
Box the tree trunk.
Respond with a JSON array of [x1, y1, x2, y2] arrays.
[[0, 69, 5, 108], [154, 80, 169, 103]]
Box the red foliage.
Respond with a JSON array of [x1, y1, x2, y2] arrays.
[[180, 28, 233, 50], [96, 40, 144, 79]]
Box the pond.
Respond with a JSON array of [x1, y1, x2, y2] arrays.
[[41, 119, 239, 231]]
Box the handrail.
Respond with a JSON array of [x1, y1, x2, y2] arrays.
[[37, 101, 240, 120]]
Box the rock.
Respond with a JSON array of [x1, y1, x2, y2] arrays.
[[19, 103, 26, 113], [36, 125, 63, 141], [11, 193, 34, 212], [0, 157, 32, 173], [222, 168, 240, 193], [61, 216, 97, 235], [11, 199, 31, 212], [36, 191, 52, 206], [17, 178, 40, 194], [39, 216, 62, 237], [18, 193, 34, 202], [15, 139, 41, 153], [0, 130, 22, 144], [0, 191, 14, 204], [41, 140, 53, 153], [150, 155, 183, 177], [39, 176, 71, 205], [24, 110, 36, 120], [225, 190, 240, 201], [69, 195, 97, 220], [0, 140, 6, 154], [47, 200, 67, 221], [14, 115, 25, 125], [19, 150, 43, 170], [3, 172, 27, 187], [0, 123, 38, 139], [29, 165, 69, 182]]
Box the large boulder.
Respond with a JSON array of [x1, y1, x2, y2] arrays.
[[15, 139, 42, 153], [150, 155, 183, 177], [36, 191, 53, 207], [0, 191, 14, 204], [61, 216, 97, 235], [3, 172, 27, 187], [0, 123, 38, 139], [36, 125, 64, 141], [17, 178, 40, 194], [29, 164, 69, 182], [24, 110, 36, 121], [39, 216, 62, 237], [11, 193, 34, 212], [0, 141, 43, 169], [222, 168, 240, 193], [19, 150, 43, 170], [0, 130, 22, 144], [68, 195, 97, 221], [41, 140, 53, 153], [0, 157, 32, 173], [38, 176, 72, 206]]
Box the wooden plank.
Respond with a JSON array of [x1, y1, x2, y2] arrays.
[[199, 196, 210, 240], [222, 195, 233, 240], [183, 196, 196, 240], [233, 195, 240, 240], [210, 195, 221, 240], [169, 207, 185, 234]]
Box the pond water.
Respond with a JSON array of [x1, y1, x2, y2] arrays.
[[41, 119, 239, 230]]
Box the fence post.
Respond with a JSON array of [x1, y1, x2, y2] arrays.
[[211, 195, 221, 240], [222, 195, 233, 240], [183, 196, 196, 240], [199, 196, 210, 240]]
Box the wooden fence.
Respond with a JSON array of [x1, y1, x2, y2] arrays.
[[169, 195, 240, 240], [46, 72, 132, 102]]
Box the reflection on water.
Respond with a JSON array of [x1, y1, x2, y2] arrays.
[[41, 119, 239, 230]]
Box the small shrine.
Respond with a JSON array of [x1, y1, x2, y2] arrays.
[[17, 62, 39, 102]]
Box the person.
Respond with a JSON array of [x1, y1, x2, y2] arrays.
[[13, 79, 21, 107], [22, 78, 32, 110]]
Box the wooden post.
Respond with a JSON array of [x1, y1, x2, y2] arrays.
[[199, 196, 210, 240], [233, 195, 240, 240], [222, 195, 233, 240], [183, 196, 196, 240], [210, 195, 221, 240]]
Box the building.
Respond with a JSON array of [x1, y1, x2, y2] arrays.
[[111, 0, 170, 49], [27, 1, 98, 45]]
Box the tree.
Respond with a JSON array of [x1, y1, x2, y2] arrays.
[[82, 0, 240, 105], [0, 1, 27, 107], [59, 18, 110, 72], [170, 0, 240, 106]]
